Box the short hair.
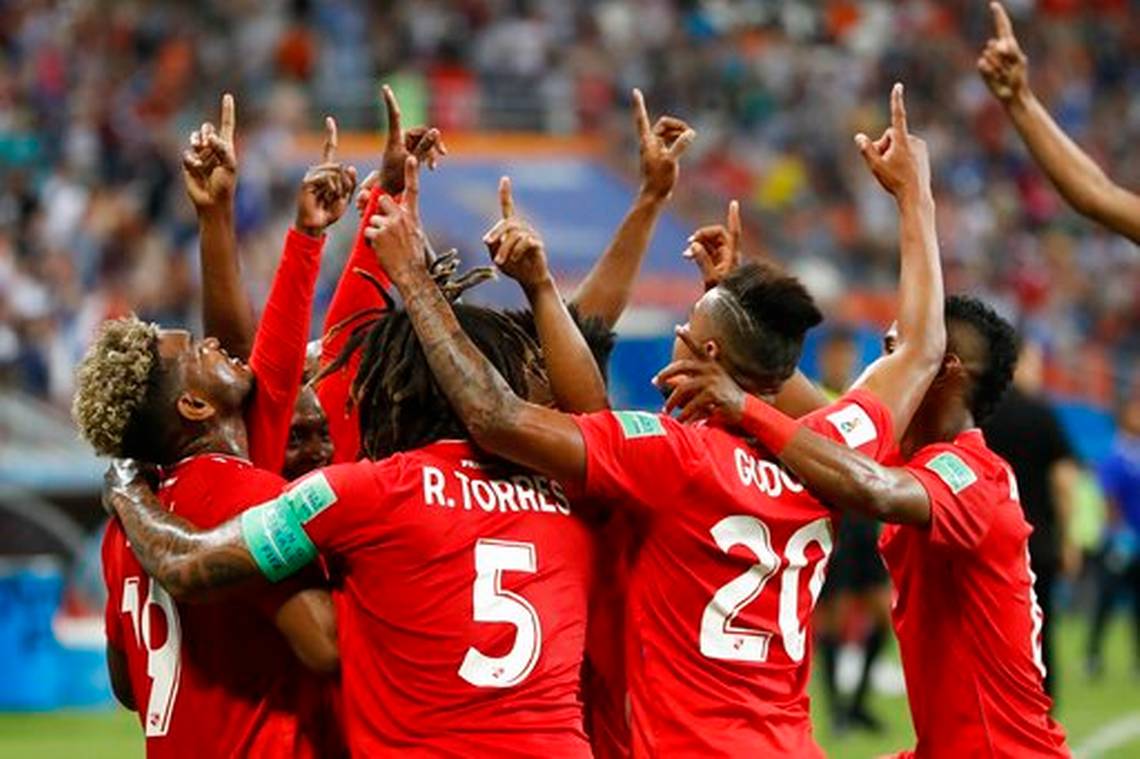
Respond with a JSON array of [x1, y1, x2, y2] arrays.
[[318, 253, 542, 461], [72, 317, 169, 458], [945, 295, 1018, 425], [711, 262, 824, 388]]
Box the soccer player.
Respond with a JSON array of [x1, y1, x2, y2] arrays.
[[357, 83, 944, 757], [667, 295, 1071, 757], [183, 94, 354, 477], [98, 251, 602, 754], [978, 1, 1140, 244], [74, 320, 339, 757]]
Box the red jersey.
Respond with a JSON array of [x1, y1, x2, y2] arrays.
[[880, 429, 1070, 758], [101, 455, 314, 758], [288, 440, 593, 757], [572, 390, 895, 757]]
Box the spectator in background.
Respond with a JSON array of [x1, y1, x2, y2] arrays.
[[1087, 389, 1140, 678], [813, 325, 893, 733], [983, 338, 1080, 699]]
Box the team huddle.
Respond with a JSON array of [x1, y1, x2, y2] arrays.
[[75, 5, 1139, 757]]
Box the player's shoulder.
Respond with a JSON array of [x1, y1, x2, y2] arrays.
[[803, 388, 893, 451], [911, 431, 1014, 500]]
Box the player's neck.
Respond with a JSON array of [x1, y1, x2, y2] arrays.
[[175, 415, 250, 462], [902, 401, 973, 459]]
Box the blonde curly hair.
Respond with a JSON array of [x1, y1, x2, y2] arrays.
[[72, 316, 161, 457]]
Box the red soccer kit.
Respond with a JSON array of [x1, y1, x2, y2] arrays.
[[571, 390, 895, 757], [269, 440, 594, 757], [101, 455, 315, 758], [880, 429, 1070, 758]]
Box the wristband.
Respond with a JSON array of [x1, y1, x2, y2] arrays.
[[740, 394, 799, 455]]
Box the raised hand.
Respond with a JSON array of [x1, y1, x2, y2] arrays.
[[482, 177, 551, 291], [295, 117, 358, 237], [854, 83, 930, 201], [378, 84, 447, 197], [634, 88, 696, 201], [978, 2, 1028, 104], [182, 93, 238, 210], [653, 325, 747, 424], [684, 199, 742, 290], [365, 156, 427, 280]]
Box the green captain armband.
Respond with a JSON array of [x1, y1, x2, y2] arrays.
[[240, 497, 318, 583]]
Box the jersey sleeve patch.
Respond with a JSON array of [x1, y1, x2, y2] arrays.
[[825, 403, 877, 449], [282, 471, 338, 523], [614, 410, 666, 439], [240, 498, 318, 582], [924, 452, 978, 494]]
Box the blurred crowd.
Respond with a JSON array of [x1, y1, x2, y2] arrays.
[[2, 0, 1138, 408]]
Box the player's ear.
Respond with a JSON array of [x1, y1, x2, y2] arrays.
[[935, 352, 963, 384], [703, 339, 720, 361], [177, 391, 217, 423]]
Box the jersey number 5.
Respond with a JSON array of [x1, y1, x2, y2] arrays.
[[700, 516, 832, 663], [459, 539, 541, 688], [122, 576, 182, 736]]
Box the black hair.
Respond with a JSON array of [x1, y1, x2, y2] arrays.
[[506, 302, 616, 384], [945, 294, 1018, 425], [712, 261, 824, 389], [317, 253, 542, 461], [120, 340, 182, 463]]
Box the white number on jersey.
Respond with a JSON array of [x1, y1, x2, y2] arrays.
[[121, 576, 182, 736], [458, 539, 542, 688], [700, 516, 833, 663]]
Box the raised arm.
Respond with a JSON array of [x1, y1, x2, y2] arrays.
[[570, 89, 695, 328], [846, 84, 945, 439], [318, 86, 446, 462], [485, 177, 608, 413], [365, 160, 587, 486], [183, 94, 256, 359], [978, 3, 1140, 243], [653, 351, 930, 524], [247, 118, 356, 473]]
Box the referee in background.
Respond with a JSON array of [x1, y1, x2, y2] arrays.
[[983, 339, 1080, 700]]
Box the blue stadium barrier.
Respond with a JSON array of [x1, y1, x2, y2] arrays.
[[0, 557, 64, 710]]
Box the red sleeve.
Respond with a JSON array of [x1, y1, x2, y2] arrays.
[[571, 410, 705, 516], [100, 521, 125, 650], [318, 187, 393, 464], [287, 462, 394, 559], [246, 228, 325, 473], [799, 389, 897, 461], [905, 445, 997, 552]]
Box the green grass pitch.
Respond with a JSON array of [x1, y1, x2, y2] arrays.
[[0, 617, 1136, 758]]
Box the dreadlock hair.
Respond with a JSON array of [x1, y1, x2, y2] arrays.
[[944, 295, 1018, 425], [709, 261, 824, 390], [316, 251, 542, 461]]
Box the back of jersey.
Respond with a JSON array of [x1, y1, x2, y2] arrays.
[[571, 392, 896, 758], [294, 440, 593, 757], [101, 456, 307, 759]]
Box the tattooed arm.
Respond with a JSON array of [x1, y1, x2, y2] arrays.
[[103, 461, 261, 600], [365, 169, 588, 486]]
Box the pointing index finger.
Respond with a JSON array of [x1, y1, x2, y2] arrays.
[[632, 88, 651, 144], [220, 93, 236, 143], [991, 2, 1015, 42], [890, 83, 907, 135], [727, 200, 741, 249], [382, 84, 402, 147], [322, 116, 338, 163], [499, 176, 514, 220]]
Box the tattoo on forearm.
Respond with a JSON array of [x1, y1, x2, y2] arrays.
[[110, 488, 257, 597], [400, 278, 519, 437]]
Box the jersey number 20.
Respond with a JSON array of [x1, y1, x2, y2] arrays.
[[122, 576, 182, 736], [459, 539, 541, 688], [700, 516, 832, 663]]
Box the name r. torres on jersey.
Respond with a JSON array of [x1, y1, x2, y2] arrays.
[[422, 461, 572, 516]]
